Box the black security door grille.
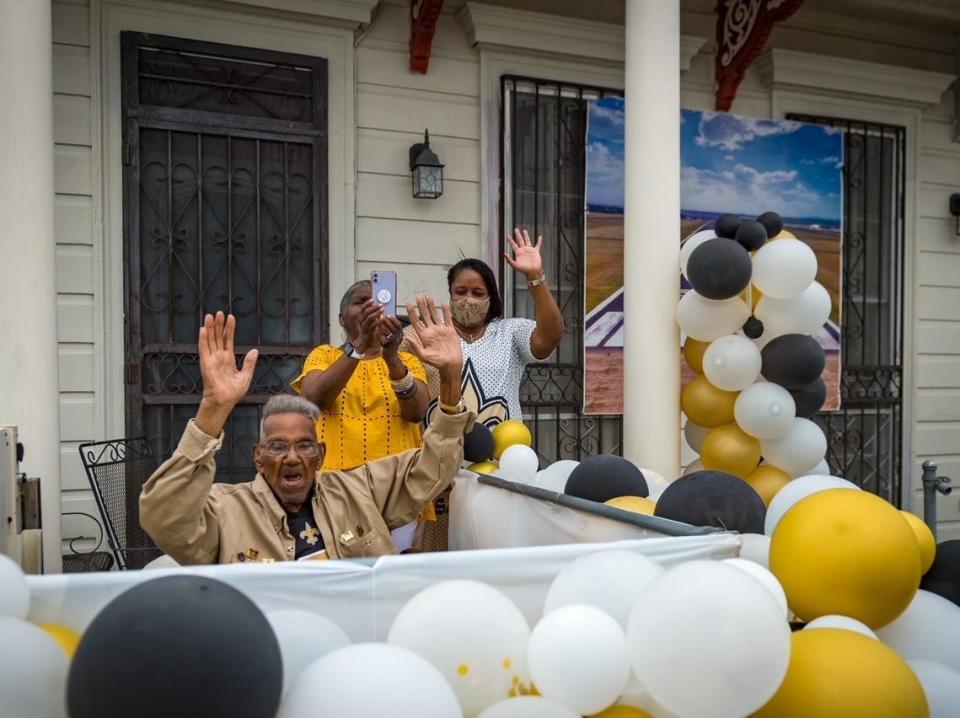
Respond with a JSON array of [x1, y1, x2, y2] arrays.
[[502, 77, 906, 505], [788, 114, 906, 505], [122, 33, 328, 483], [500, 76, 623, 463]]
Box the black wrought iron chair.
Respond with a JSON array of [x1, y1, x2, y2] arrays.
[[78, 438, 163, 570]]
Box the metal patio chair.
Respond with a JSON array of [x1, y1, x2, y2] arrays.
[[78, 438, 163, 570]]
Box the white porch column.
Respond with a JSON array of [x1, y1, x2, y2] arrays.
[[0, 0, 62, 571], [622, 0, 681, 480]]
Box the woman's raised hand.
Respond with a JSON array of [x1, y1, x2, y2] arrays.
[[504, 227, 544, 280], [354, 300, 384, 354]]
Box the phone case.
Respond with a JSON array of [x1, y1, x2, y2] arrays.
[[371, 270, 397, 316]]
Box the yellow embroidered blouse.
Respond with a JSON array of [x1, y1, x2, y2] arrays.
[[291, 345, 428, 471]]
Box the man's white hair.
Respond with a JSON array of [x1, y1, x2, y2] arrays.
[[259, 394, 321, 441]]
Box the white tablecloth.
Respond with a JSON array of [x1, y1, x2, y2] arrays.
[[28, 534, 739, 641]]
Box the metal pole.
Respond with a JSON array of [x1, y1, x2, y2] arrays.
[[921, 459, 953, 539]]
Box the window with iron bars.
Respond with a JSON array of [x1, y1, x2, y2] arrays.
[[500, 76, 906, 505]]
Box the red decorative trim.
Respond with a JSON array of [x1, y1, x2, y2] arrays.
[[714, 0, 805, 111], [410, 0, 445, 74]]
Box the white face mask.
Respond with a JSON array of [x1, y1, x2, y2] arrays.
[[450, 296, 490, 328]]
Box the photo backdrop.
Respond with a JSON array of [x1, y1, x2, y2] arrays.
[[583, 101, 843, 415]]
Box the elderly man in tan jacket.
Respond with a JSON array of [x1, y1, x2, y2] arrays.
[[140, 296, 472, 564]]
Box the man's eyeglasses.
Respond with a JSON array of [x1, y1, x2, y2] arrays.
[[260, 440, 322, 458]]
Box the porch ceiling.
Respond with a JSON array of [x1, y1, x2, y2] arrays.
[[470, 0, 960, 33]]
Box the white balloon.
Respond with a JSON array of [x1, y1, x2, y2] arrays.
[[143, 554, 179, 570], [702, 335, 763, 391], [528, 605, 630, 715], [676, 291, 750, 342], [739, 533, 771, 569], [267, 609, 351, 695], [760, 418, 827, 476], [278, 643, 461, 718], [627, 561, 790, 718], [680, 230, 717, 277], [0, 553, 30, 619], [544, 550, 664, 629], [734, 382, 796, 440], [388, 580, 530, 716], [906, 659, 960, 718], [803, 615, 877, 639], [478, 697, 579, 718], [683, 459, 705, 476], [877, 590, 960, 671], [722, 558, 788, 617], [639, 468, 670, 501], [800, 458, 830, 478], [0, 617, 68, 718], [752, 239, 818, 299], [498, 445, 539, 484], [764, 474, 861, 536], [534, 460, 579, 493], [755, 281, 832, 339], [683, 420, 710, 453]]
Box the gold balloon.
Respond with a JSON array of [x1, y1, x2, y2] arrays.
[[745, 464, 791, 506], [770, 229, 796, 241], [491, 420, 532, 459], [770, 489, 921, 628], [468, 460, 499, 474], [681, 375, 737, 428], [605, 496, 656, 515], [40, 623, 80, 658], [753, 629, 928, 718], [683, 337, 709, 374], [700, 423, 761, 478], [751, 285, 763, 311], [899, 510, 936, 574], [590, 706, 653, 718]]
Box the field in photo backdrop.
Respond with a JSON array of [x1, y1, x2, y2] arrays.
[[584, 102, 843, 415]]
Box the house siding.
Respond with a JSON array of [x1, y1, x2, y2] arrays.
[[915, 88, 960, 539], [52, 0, 100, 552]]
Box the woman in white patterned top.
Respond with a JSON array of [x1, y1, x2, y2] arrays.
[[403, 228, 565, 428]]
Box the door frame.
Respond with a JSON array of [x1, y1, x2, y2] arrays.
[[94, 0, 360, 441]]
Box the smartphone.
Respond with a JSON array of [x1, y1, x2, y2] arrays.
[[371, 270, 397, 316]]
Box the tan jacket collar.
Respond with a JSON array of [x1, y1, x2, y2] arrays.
[[250, 473, 321, 530]]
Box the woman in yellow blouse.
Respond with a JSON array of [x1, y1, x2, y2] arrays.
[[292, 280, 429, 470]]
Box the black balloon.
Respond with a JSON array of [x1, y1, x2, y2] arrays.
[[68, 576, 282, 718], [565, 454, 648, 503], [757, 211, 784, 238], [743, 316, 764, 339], [789, 377, 827, 418], [464, 422, 494, 463], [686, 238, 753, 300], [735, 219, 768, 252], [761, 334, 826, 389], [654, 470, 766, 534], [714, 213, 742, 239], [921, 539, 960, 607]]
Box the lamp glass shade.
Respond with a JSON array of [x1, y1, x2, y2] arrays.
[[412, 163, 443, 199]]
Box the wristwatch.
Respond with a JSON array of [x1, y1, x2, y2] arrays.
[[342, 342, 364, 360]]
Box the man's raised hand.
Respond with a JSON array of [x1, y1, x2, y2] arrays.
[[403, 295, 462, 375], [198, 312, 258, 410]]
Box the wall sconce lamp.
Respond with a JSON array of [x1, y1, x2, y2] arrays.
[[409, 129, 444, 199], [951, 193, 960, 236]]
